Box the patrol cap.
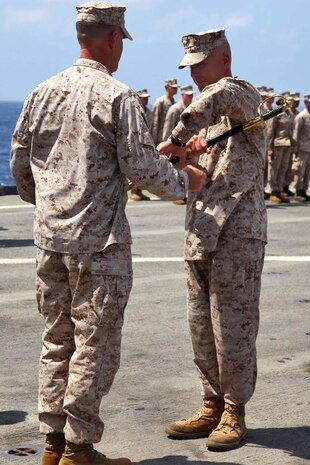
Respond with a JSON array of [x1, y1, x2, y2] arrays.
[[276, 92, 291, 105], [304, 94, 310, 101], [267, 87, 275, 97], [284, 92, 294, 102], [76, 2, 132, 40], [290, 91, 300, 101], [137, 89, 150, 98], [180, 85, 194, 95], [178, 29, 229, 69], [165, 78, 178, 88], [257, 86, 268, 97]]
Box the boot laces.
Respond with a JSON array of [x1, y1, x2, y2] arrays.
[[215, 410, 240, 434], [186, 405, 213, 422]]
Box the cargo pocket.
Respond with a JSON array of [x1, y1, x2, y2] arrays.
[[94, 275, 132, 328]]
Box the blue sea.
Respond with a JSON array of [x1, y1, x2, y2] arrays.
[[0, 101, 23, 186]]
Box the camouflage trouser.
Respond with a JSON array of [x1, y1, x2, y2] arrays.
[[36, 244, 132, 444], [268, 146, 291, 192], [293, 151, 310, 190], [284, 151, 295, 186], [185, 237, 265, 406]]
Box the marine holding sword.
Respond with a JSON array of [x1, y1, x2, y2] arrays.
[[158, 29, 267, 450]]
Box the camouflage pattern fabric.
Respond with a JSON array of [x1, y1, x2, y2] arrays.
[[10, 59, 187, 255], [10, 57, 189, 445], [171, 76, 267, 256], [151, 94, 175, 145], [185, 235, 265, 406], [37, 244, 132, 444], [292, 108, 310, 189], [162, 100, 186, 141], [268, 110, 294, 192], [171, 76, 266, 406]]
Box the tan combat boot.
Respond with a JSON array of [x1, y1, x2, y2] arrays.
[[293, 190, 306, 202], [42, 433, 65, 465], [165, 397, 224, 439], [269, 191, 282, 204], [59, 443, 131, 465], [173, 198, 187, 205], [206, 403, 246, 450], [130, 187, 151, 201]]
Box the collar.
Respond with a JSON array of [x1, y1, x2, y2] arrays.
[[74, 58, 111, 76]]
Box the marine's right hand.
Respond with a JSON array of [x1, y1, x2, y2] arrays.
[[186, 134, 210, 156], [183, 165, 206, 192]]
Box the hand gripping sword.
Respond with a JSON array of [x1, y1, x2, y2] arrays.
[[169, 95, 291, 165], [127, 95, 290, 190]]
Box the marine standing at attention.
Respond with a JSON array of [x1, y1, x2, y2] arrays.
[[162, 85, 194, 141], [292, 94, 310, 201], [10, 3, 206, 465], [151, 78, 178, 145], [158, 28, 267, 451], [130, 88, 153, 201]]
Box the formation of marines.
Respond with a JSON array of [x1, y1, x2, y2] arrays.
[[257, 87, 310, 203], [131, 83, 310, 202]]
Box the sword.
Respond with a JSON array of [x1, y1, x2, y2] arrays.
[[169, 95, 291, 165]]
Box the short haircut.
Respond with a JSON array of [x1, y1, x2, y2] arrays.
[[76, 22, 118, 44]]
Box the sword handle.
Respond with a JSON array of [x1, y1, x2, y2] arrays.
[[206, 124, 243, 147], [262, 105, 285, 122]]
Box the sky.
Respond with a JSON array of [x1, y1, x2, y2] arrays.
[[1, 0, 310, 104]]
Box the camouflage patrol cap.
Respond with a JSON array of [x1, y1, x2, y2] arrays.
[[267, 87, 275, 97], [290, 91, 300, 101], [76, 2, 132, 40], [137, 89, 150, 98], [282, 91, 293, 102], [178, 29, 229, 69], [165, 78, 178, 87], [180, 85, 194, 95], [257, 86, 268, 97], [304, 94, 310, 101]]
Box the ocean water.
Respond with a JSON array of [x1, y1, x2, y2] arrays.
[[0, 101, 23, 185]]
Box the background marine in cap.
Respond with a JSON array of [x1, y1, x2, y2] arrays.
[[283, 91, 301, 199], [162, 85, 194, 141], [163, 85, 194, 205], [150, 78, 178, 145], [158, 28, 267, 451], [259, 86, 275, 199], [10, 2, 206, 465], [292, 94, 310, 201], [267, 93, 295, 203], [129, 89, 153, 201], [137, 88, 153, 128]]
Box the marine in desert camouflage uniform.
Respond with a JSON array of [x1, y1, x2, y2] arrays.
[[150, 78, 178, 145], [137, 88, 153, 128], [10, 3, 205, 465], [283, 92, 302, 199], [130, 88, 153, 201], [162, 85, 194, 141], [292, 94, 310, 201], [158, 29, 267, 451], [257, 86, 274, 198], [267, 93, 295, 203]]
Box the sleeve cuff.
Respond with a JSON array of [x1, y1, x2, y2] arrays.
[[172, 121, 195, 145]]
